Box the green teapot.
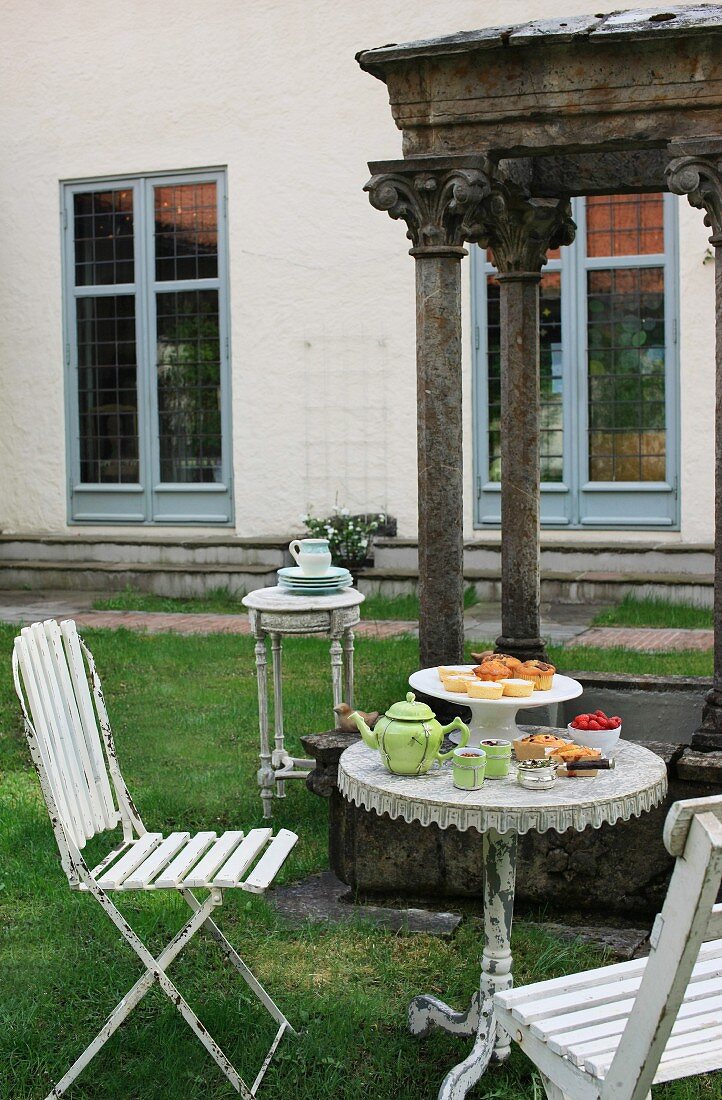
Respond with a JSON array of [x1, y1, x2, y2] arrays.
[[350, 692, 470, 776]]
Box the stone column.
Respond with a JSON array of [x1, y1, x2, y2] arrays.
[[365, 156, 491, 667], [480, 186, 576, 661], [668, 141, 722, 751]]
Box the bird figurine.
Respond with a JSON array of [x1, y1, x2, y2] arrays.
[[334, 702, 379, 733], [471, 650, 495, 663]]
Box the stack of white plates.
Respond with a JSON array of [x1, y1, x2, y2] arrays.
[[277, 565, 353, 594]]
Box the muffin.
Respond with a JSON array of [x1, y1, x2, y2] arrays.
[[500, 678, 535, 698], [473, 660, 510, 682], [518, 660, 556, 690], [468, 680, 504, 700], [476, 652, 522, 674]]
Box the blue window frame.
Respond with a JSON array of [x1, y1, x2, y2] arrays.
[[472, 193, 679, 529], [62, 169, 233, 524]]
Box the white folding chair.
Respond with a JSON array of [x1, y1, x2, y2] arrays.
[[494, 793, 722, 1100], [12, 618, 299, 1100]]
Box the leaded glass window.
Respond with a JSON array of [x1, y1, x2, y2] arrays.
[[474, 192, 678, 529], [63, 171, 232, 524]]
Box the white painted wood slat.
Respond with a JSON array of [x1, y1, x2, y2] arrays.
[[213, 829, 272, 888], [123, 832, 191, 889], [96, 833, 163, 888], [241, 829, 298, 893], [15, 637, 78, 848], [183, 831, 245, 888], [154, 831, 217, 888], [19, 628, 86, 848], [42, 619, 107, 835], [46, 619, 117, 831]]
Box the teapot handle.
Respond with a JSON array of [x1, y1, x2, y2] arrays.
[[437, 717, 470, 762]]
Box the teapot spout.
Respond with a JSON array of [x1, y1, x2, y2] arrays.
[[349, 711, 377, 750]]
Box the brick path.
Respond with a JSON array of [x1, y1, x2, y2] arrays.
[[572, 626, 714, 651], [67, 610, 415, 639]]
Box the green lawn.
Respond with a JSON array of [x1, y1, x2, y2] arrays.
[[91, 585, 479, 621], [592, 594, 713, 631], [0, 624, 715, 1099]]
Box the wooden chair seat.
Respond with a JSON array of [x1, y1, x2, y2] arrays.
[[495, 937, 722, 1086], [87, 828, 298, 892]]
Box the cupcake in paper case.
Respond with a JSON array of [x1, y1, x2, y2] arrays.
[[518, 660, 556, 690], [473, 659, 510, 682]]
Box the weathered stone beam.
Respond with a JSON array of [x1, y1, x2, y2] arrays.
[[522, 150, 670, 196]]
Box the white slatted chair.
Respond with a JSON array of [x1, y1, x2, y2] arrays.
[[494, 794, 722, 1100], [12, 618, 299, 1100]]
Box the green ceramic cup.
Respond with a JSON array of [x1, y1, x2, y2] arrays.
[[452, 747, 486, 791], [479, 738, 512, 778]]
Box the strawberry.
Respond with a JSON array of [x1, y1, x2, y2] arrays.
[[611, 716, 621, 726], [595, 710, 606, 718], [588, 720, 601, 730]]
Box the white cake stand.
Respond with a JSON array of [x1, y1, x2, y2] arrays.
[[408, 665, 583, 747]]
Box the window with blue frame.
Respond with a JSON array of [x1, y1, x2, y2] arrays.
[[473, 193, 678, 529], [62, 171, 233, 524]]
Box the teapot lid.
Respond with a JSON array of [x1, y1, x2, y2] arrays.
[[385, 691, 435, 721]]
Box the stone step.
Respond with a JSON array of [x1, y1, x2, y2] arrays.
[[356, 566, 713, 607], [0, 558, 277, 597], [373, 537, 715, 577], [0, 533, 290, 567]]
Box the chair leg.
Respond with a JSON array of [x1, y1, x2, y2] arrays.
[[539, 1074, 571, 1100], [181, 887, 295, 1033], [65, 881, 257, 1098]]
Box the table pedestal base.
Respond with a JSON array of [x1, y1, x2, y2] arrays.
[[408, 829, 517, 1100]]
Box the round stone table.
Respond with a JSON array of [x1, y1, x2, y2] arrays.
[[338, 740, 667, 1100], [242, 585, 364, 818]]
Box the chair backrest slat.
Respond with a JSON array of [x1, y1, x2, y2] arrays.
[[13, 620, 122, 864], [20, 625, 89, 846], [14, 637, 80, 848], [29, 623, 97, 840], [603, 807, 722, 1100], [57, 621, 118, 830]]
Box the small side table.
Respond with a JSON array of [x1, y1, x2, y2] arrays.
[[242, 585, 365, 818]]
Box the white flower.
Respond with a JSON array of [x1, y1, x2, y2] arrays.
[[341, 507, 350, 516], [360, 538, 368, 548]]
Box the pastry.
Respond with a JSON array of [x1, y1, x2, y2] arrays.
[[468, 680, 504, 700], [500, 678, 535, 698], [473, 660, 510, 682], [475, 652, 522, 674], [438, 666, 465, 680], [442, 676, 474, 694], [521, 733, 569, 750], [518, 660, 556, 690]]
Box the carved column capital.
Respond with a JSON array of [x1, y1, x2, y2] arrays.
[[478, 184, 576, 275], [364, 155, 493, 256], [667, 146, 722, 242]]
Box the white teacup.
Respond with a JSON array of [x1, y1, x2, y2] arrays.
[[289, 538, 332, 577]]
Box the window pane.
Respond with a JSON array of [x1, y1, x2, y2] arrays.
[[154, 182, 218, 281], [586, 194, 664, 257], [76, 295, 139, 483], [587, 267, 666, 482], [486, 268, 564, 483], [74, 190, 134, 286], [156, 289, 222, 482]]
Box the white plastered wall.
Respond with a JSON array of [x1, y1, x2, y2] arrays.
[[0, 0, 715, 543]]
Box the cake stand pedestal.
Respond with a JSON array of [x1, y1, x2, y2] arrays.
[[408, 666, 583, 747]]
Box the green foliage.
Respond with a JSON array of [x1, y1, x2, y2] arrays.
[[303, 507, 385, 566], [592, 595, 713, 632]]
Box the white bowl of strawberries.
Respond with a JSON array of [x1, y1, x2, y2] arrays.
[[568, 710, 622, 755]]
